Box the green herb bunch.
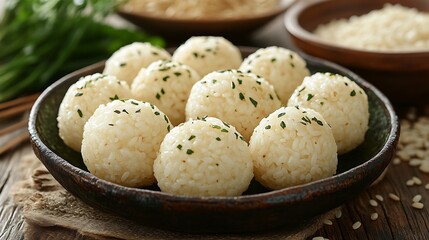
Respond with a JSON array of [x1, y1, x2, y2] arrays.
[[0, 0, 164, 102]]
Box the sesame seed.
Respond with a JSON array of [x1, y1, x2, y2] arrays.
[[389, 193, 400, 201], [369, 199, 378, 207], [312, 237, 325, 240], [425, 183, 429, 190], [370, 213, 379, 221], [412, 202, 424, 209], [419, 160, 429, 173], [412, 194, 422, 203], [352, 221, 362, 230], [375, 195, 384, 202]]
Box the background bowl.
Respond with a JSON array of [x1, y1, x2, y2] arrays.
[[117, 0, 295, 40], [285, 0, 429, 104], [28, 47, 399, 233]]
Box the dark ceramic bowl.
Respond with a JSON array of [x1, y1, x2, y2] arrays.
[[284, 0, 429, 104], [28, 47, 399, 233], [117, 0, 295, 40]]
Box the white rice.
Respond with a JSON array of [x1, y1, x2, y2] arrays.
[[185, 69, 281, 141], [154, 117, 253, 196], [288, 72, 369, 154], [81, 99, 173, 187], [103, 42, 171, 84], [314, 4, 429, 52], [239, 46, 310, 104], [249, 106, 337, 190], [57, 73, 133, 152], [172, 36, 242, 77], [131, 60, 201, 125]]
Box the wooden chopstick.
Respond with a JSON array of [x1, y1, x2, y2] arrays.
[[0, 119, 28, 137], [0, 102, 34, 119], [0, 130, 29, 155], [0, 93, 40, 111]]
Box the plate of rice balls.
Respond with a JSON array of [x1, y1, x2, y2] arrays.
[[29, 36, 399, 233]]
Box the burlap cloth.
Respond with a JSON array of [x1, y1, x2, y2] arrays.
[[12, 153, 338, 240]]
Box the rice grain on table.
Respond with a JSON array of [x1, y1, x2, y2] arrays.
[[412, 202, 424, 209], [389, 193, 401, 201], [412, 194, 422, 203], [371, 213, 379, 221], [375, 195, 384, 202], [352, 221, 362, 230], [369, 199, 378, 207]]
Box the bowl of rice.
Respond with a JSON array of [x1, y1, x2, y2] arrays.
[[28, 46, 398, 233], [117, 0, 295, 39], [284, 0, 429, 104]]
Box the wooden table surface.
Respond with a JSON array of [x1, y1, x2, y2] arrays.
[[1, 14, 429, 240]]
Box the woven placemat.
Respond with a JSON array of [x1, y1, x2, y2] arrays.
[[12, 153, 337, 240]]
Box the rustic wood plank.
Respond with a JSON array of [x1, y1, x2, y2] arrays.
[[0, 144, 31, 240]]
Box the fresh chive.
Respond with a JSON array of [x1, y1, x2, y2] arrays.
[[231, 81, 236, 89], [265, 125, 271, 129], [186, 149, 194, 155], [135, 109, 141, 113], [188, 135, 195, 141], [216, 137, 221, 141], [351, 90, 356, 96], [174, 72, 181, 76], [221, 129, 228, 133], [77, 109, 83, 118], [162, 76, 170, 81], [75, 92, 83, 97], [164, 115, 169, 123], [108, 123, 114, 126], [237, 79, 243, 85], [177, 144, 182, 150], [119, 62, 126, 67], [280, 121, 286, 129], [109, 94, 119, 101], [114, 110, 120, 114], [239, 92, 245, 100], [278, 112, 286, 118], [156, 93, 161, 100], [161, 88, 165, 94], [307, 93, 314, 101], [249, 97, 258, 107], [212, 125, 221, 129], [122, 109, 129, 114], [154, 111, 160, 115]]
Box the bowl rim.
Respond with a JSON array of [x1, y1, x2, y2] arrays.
[[284, 0, 429, 56], [117, 0, 295, 23], [28, 50, 399, 208]]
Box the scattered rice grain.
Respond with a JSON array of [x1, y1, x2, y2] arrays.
[[392, 158, 401, 165], [369, 199, 378, 207], [352, 221, 362, 230], [389, 193, 400, 201], [370, 212, 378, 221], [375, 194, 384, 202], [419, 160, 429, 173], [409, 159, 422, 167], [335, 209, 342, 219], [323, 219, 333, 226], [412, 202, 424, 209], [412, 194, 422, 203], [406, 179, 415, 186], [412, 177, 422, 185]]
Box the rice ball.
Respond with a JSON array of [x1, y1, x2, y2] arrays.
[[82, 99, 173, 187], [288, 72, 369, 154], [131, 60, 200, 125], [57, 73, 133, 152], [172, 36, 242, 77], [154, 117, 253, 196], [239, 47, 310, 104], [186, 69, 281, 141], [103, 42, 171, 84], [249, 106, 337, 190]]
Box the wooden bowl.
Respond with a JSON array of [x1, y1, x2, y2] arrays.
[[28, 47, 399, 233], [285, 0, 429, 104], [117, 0, 295, 40]]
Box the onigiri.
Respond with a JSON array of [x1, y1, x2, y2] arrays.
[[57, 73, 133, 152], [185, 69, 282, 141], [131, 60, 200, 125], [239, 46, 310, 104], [154, 117, 253, 196], [103, 42, 171, 84], [288, 72, 369, 154], [249, 106, 337, 190], [172, 36, 242, 77], [81, 99, 173, 187]]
